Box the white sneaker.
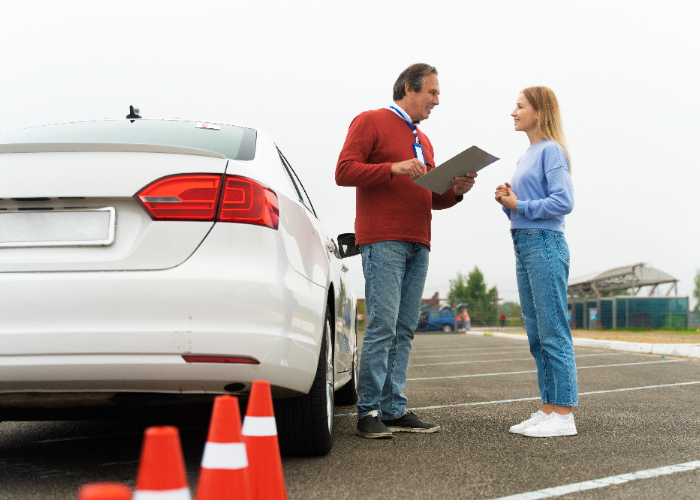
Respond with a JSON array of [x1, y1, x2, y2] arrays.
[[521, 412, 577, 438], [509, 410, 548, 434]]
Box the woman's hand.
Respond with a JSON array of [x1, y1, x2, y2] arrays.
[[494, 183, 508, 203], [495, 182, 518, 210]]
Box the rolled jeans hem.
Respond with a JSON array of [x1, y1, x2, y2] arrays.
[[542, 400, 579, 407], [357, 409, 409, 421]]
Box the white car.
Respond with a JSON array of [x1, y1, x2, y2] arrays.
[[0, 114, 359, 456]]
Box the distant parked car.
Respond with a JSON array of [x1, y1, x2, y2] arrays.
[[417, 310, 458, 332]]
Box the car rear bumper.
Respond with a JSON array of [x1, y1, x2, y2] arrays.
[[0, 351, 311, 401], [0, 224, 327, 403]]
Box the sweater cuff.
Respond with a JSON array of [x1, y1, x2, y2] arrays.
[[454, 192, 463, 202], [516, 200, 527, 215]]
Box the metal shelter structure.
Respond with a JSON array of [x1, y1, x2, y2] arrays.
[[568, 263, 678, 298], [567, 263, 688, 329]]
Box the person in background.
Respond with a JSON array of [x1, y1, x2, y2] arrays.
[[460, 309, 470, 331], [336, 63, 478, 439], [499, 312, 506, 328], [495, 86, 577, 438]]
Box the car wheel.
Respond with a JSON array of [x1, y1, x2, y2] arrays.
[[334, 330, 359, 406], [442, 324, 453, 332], [276, 309, 334, 456]]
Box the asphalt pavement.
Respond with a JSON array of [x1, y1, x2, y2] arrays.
[[2, 333, 700, 499]]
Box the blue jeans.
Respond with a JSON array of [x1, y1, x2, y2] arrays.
[[513, 229, 578, 407], [357, 241, 429, 419]]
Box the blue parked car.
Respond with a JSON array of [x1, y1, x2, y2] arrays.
[[417, 310, 459, 332]]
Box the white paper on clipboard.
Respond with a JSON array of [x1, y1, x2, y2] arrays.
[[414, 145, 499, 194]]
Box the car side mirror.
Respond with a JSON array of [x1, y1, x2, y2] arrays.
[[337, 233, 360, 258]]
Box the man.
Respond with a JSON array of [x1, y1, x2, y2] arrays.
[[335, 63, 478, 438]]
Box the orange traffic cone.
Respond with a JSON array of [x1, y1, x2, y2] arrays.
[[77, 483, 132, 500], [242, 380, 287, 500], [133, 426, 191, 500], [195, 395, 252, 500]]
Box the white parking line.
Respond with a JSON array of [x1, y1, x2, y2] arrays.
[[411, 349, 527, 359], [412, 346, 530, 354], [412, 343, 508, 351], [406, 359, 684, 381], [490, 460, 700, 500], [334, 380, 700, 417], [410, 352, 621, 368]]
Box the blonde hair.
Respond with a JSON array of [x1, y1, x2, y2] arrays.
[[521, 86, 571, 170]]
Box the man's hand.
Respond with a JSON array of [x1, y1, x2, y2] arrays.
[[452, 172, 478, 196], [391, 158, 426, 181], [495, 181, 517, 210]]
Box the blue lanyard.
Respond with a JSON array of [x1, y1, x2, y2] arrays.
[[390, 106, 419, 144], [390, 106, 426, 164]]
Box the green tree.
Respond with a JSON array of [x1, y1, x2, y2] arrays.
[[694, 269, 700, 313], [448, 267, 498, 325]]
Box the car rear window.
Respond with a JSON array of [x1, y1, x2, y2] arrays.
[[0, 120, 257, 160]]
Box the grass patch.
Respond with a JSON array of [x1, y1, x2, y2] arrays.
[[572, 330, 700, 344], [608, 327, 700, 334], [489, 328, 700, 344]]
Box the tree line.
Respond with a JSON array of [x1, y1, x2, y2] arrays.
[[447, 266, 521, 326]]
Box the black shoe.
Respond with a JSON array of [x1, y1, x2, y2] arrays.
[[382, 411, 441, 433], [357, 410, 393, 439]]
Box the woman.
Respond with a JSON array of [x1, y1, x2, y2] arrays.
[[495, 86, 576, 437]]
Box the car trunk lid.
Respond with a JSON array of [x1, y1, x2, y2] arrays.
[[0, 149, 228, 272]]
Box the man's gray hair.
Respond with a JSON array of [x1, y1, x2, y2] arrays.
[[393, 63, 438, 101]]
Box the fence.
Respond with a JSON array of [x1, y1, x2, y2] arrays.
[[690, 311, 700, 328], [568, 296, 689, 330]]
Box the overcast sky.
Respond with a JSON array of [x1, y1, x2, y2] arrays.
[[2, 1, 699, 308]]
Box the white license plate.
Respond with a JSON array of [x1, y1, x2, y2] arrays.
[[0, 207, 116, 247]]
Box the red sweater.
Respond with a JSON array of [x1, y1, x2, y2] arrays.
[[336, 108, 461, 249]]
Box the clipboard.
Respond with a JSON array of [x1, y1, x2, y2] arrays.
[[414, 145, 499, 194]]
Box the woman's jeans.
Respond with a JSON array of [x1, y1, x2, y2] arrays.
[[512, 229, 578, 407], [357, 241, 429, 419]]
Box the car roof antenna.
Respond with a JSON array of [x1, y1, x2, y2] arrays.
[[126, 105, 141, 122]]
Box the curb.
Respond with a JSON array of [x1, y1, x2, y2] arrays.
[[466, 330, 700, 359]]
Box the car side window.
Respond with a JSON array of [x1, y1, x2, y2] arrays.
[[430, 312, 440, 319], [277, 148, 317, 218], [276, 147, 304, 203]]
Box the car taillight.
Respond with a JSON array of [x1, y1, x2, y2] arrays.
[[218, 176, 279, 229], [135, 174, 279, 229], [136, 174, 222, 220]]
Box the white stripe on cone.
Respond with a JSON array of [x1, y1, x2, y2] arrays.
[[200, 442, 248, 470], [242, 416, 277, 437], [132, 487, 191, 500]]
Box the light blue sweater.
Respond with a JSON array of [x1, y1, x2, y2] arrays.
[[502, 139, 574, 232]]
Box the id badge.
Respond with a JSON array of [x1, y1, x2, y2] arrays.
[[413, 143, 425, 164]]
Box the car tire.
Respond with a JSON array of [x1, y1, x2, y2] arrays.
[[442, 324, 453, 332], [275, 309, 334, 456], [334, 329, 359, 406]]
